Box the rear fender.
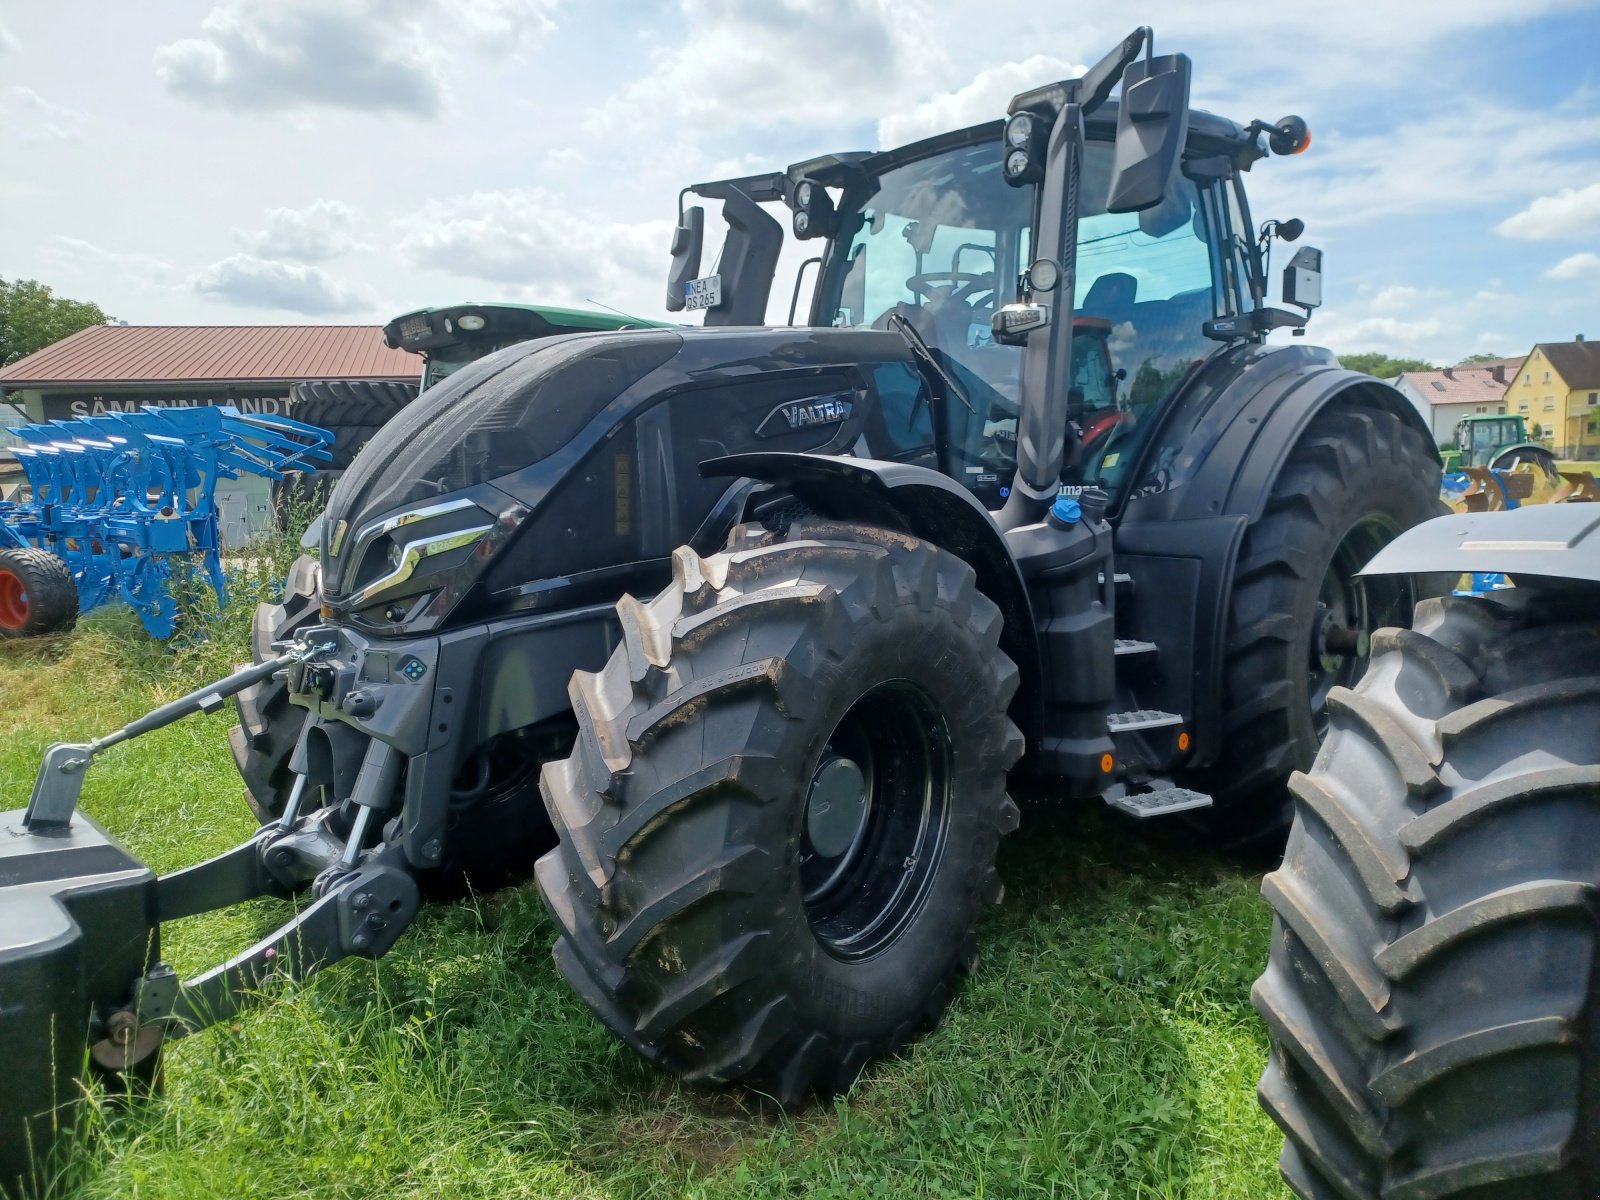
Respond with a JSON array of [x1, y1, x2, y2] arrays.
[[1114, 345, 1441, 767], [702, 452, 1041, 737]]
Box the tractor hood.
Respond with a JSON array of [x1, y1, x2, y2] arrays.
[[318, 325, 931, 633]]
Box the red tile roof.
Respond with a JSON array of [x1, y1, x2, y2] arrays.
[[0, 325, 420, 387], [1400, 363, 1520, 406]]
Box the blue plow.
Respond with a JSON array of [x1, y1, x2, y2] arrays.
[[1, 405, 332, 638]]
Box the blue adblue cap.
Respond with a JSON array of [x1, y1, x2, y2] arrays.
[[1050, 495, 1081, 525]]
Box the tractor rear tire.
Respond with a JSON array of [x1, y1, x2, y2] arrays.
[[1202, 402, 1441, 848], [537, 520, 1024, 1104], [229, 554, 321, 822], [277, 380, 418, 530], [0, 547, 78, 638], [1254, 589, 1600, 1199]]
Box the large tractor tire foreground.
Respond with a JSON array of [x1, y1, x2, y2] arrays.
[[537, 521, 1024, 1102], [1254, 589, 1600, 1199], [0, 547, 78, 639], [1204, 402, 1440, 846]]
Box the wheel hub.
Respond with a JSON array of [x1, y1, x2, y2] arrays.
[[0, 570, 28, 630], [799, 681, 952, 960], [805, 755, 870, 860]]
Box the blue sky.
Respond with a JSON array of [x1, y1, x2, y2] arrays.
[[2, 0, 1596, 365]]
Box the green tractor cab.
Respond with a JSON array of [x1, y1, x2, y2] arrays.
[[1448, 411, 1557, 475], [383, 302, 674, 390]]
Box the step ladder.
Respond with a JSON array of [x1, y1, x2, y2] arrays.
[[1107, 709, 1183, 733], [1105, 786, 1213, 819]]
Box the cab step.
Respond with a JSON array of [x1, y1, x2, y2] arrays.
[[1106, 787, 1213, 819], [1107, 709, 1182, 732], [1113, 639, 1158, 657]]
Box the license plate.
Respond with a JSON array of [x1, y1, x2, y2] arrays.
[[684, 274, 722, 311]]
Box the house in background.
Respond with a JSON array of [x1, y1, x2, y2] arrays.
[[1393, 358, 1521, 447], [1503, 337, 1600, 460]]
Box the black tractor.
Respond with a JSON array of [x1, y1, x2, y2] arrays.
[[1, 29, 1442, 1189]]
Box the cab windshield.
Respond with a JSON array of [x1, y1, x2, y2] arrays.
[[814, 134, 1222, 508]]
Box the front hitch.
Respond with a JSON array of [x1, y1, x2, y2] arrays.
[[0, 645, 421, 1196]]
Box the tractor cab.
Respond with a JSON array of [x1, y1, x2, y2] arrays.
[[670, 29, 1322, 522], [1451, 411, 1556, 474]]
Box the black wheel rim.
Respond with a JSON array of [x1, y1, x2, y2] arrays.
[[1310, 516, 1411, 734], [801, 682, 952, 961]]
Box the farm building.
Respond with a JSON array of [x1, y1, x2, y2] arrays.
[[0, 324, 420, 543]]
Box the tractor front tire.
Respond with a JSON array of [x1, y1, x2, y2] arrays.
[[1254, 589, 1600, 1199], [228, 554, 320, 822], [1203, 401, 1441, 848], [537, 520, 1023, 1103], [0, 547, 78, 638]]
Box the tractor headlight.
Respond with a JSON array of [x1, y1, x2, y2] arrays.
[[791, 176, 835, 240], [456, 313, 487, 331], [1002, 112, 1047, 186]]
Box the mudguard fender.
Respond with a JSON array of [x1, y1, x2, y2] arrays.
[[1115, 344, 1441, 768], [702, 452, 1042, 735]]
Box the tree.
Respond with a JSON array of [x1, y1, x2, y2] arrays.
[[1339, 351, 1436, 379], [0, 278, 113, 367], [1458, 352, 1506, 365]]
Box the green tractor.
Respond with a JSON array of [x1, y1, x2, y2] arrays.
[[1444, 412, 1556, 475], [383, 302, 673, 391]]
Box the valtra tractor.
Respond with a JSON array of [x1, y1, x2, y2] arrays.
[[1, 29, 1442, 1188]]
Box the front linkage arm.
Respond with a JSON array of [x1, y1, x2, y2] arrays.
[[2, 637, 421, 1189]]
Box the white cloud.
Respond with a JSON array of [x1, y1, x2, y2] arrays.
[[45, 236, 177, 284], [587, 0, 943, 136], [394, 188, 671, 310], [1546, 251, 1600, 280], [238, 199, 365, 262], [0, 18, 16, 54], [1368, 284, 1440, 315], [877, 54, 1086, 147], [1248, 98, 1600, 232], [432, 0, 559, 57], [154, 0, 560, 118], [191, 254, 381, 315], [0, 87, 87, 142], [156, 2, 449, 117], [1497, 181, 1600, 239]]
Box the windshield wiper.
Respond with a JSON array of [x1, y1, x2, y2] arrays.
[[889, 312, 976, 415]]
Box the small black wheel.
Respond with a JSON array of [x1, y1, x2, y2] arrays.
[[1255, 588, 1600, 1199], [1199, 402, 1442, 848], [537, 519, 1023, 1103], [0, 547, 78, 639], [1489, 444, 1557, 479]]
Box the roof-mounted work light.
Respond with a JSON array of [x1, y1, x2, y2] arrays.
[[1002, 112, 1048, 186], [791, 178, 836, 239]]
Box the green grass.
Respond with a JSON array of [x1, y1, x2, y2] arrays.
[[0, 555, 1290, 1200]]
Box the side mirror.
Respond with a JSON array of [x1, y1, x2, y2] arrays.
[[665, 205, 705, 312], [1106, 52, 1192, 214], [1282, 246, 1322, 312]]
